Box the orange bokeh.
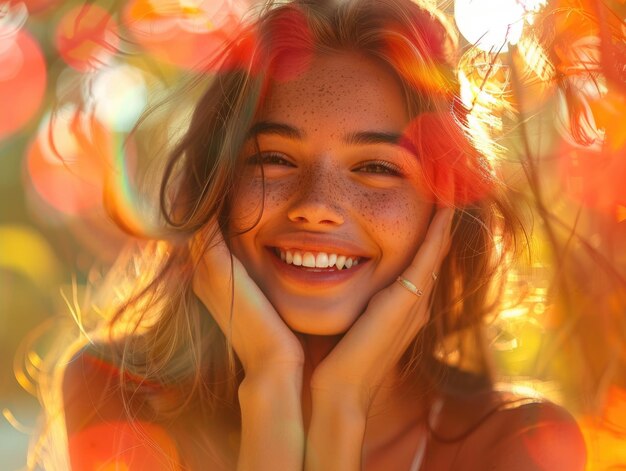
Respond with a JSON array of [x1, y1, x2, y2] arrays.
[[579, 385, 626, 469], [122, 0, 247, 71], [55, 4, 119, 72], [21, 0, 63, 15], [590, 91, 626, 152], [558, 143, 626, 216], [26, 109, 113, 215], [262, 7, 313, 82], [0, 28, 46, 140], [401, 112, 494, 207], [68, 421, 182, 471]]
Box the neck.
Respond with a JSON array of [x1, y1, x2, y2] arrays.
[[299, 334, 428, 454]]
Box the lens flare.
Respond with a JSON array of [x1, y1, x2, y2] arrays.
[[55, 4, 119, 72], [454, 0, 526, 52], [0, 23, 46, 139]]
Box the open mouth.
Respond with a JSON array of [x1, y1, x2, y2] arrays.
[[269, 247, 365, 271]]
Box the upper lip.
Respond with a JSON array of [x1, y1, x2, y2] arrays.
[[268, 233, 371, 259]]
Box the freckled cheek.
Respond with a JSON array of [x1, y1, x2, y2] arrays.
[[229, 177, 298, 230], [262, 179, 299, 210], [356, 187, 432, 254], [229, 182, 262, 231]]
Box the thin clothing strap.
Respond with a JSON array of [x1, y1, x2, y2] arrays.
[[409, 396, 443, 471], [408, 422, 428, 471]]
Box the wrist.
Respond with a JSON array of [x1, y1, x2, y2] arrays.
[[305, 391, 367, 471], [239, 368, 303, 402], [310, 387, 368, 421], [242, 340, 305, 376], [237, 368, 305, 471]]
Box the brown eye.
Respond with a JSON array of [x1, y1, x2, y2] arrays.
[[247, 153, 295, 167], [357, 160, 403, 176]]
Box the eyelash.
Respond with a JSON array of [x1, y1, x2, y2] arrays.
[[358, 160, 403, 176], [246, 153, 403, 176], [246, 153, 294, 167]]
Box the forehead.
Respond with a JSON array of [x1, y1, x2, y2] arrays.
[[258, 53, 409, 133]]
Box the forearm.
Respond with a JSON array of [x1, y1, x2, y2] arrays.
[[237, 370, 305, 471], [305, 392, 367, 471]]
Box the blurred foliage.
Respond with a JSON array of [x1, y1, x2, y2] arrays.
[[0, 0, 624, 469]]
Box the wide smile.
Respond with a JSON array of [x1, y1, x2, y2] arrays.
[[273, 247, 364, 270], [265, 246, 369, 288]]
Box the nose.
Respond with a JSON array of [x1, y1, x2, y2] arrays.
[[286, 160, 345, 226]]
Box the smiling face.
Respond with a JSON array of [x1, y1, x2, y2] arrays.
[[227, 53, 435, 335]]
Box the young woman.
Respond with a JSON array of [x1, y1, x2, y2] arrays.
[[53, 0, 587, 470]]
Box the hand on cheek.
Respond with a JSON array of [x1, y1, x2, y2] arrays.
[[191, 218, 305, 376], [309, 207, 455, 410]]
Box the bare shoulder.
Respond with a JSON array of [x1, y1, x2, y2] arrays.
[[62, 345, 184, 470], [487, 395, 585, 469], [62, 343, 154, 430], [442, 389, 586, 470]]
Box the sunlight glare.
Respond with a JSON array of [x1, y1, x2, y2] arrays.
[[454, 0, 525, 52]]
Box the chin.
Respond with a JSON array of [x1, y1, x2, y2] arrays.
[[276, 303, 365, 336]]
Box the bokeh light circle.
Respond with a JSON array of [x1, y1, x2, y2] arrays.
[[401, 112, 494, 207], [122, 0, 247, 71], [0, 28, 47, 140], [87, 64, 148, 132], [26, 106, 112, 215], [558, 144, 626, 216], [55, 4, 119, 72], [21, 0, 64, 15], [0, 225, 60, 287]]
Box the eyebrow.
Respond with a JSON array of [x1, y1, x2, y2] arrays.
[[344, 130, 403, 146], [247, 121, 303, 140], [247, 121, 403, 147]]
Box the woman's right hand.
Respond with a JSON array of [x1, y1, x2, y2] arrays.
[[192, 221, 305, 471], [191, 220, 305, 377]]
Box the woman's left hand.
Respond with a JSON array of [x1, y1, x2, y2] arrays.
[[309, 207, 454, 411]]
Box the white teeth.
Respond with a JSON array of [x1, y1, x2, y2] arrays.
[[292, 252, 302, 266], [316, 252, 329, 268], [275, 248, 360, 270], [302, 252, 316, 267], [328, 253, 337, 267], [336, 255, 346, 270]]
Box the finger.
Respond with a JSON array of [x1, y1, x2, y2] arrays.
[[316, 208, 455, 388], [344, 207, 453, 350], [191, 220, 302, 370], [387, 206, 454, 310]]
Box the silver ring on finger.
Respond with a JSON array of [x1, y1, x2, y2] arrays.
[[396, 276, 423, 297]]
